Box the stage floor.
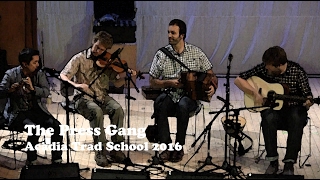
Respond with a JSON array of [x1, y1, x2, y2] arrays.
[[1, 77, 320, 179]]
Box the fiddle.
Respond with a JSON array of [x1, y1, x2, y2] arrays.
[[96, 51, 145, 79]]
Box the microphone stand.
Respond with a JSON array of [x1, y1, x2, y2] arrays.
[[41, 31, 45, 68], [49, 72, 93, 172], [208, 105, 268, 179], [216, 54, 247, 179], [221, 54, 233, 172], [188, 100, 225, 173], [112, 52, 148, 171]]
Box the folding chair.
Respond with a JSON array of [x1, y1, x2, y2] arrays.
[[150, 101, 205, 142], [254, 117, 311, 168], [173, 102, 205, 140]]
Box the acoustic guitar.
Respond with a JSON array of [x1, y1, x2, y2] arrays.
[[244, 76, 320, 112]]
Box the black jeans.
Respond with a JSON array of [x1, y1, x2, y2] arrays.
[[153, 93, 197, 146], [260, 106, 307, 163], [11, 108, 63, 162]]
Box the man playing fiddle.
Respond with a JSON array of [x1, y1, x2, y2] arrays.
[[60, 31, 136, 167]]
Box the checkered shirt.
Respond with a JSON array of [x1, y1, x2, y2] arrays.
[[239, 61, 313, 106], [149, 42, 213, 103]]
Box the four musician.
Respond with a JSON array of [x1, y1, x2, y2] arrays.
[[0, 20, 312, 177]]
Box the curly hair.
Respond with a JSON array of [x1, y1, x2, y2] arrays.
[[92, 31, 113, 49]]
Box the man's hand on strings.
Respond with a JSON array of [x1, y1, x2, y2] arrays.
[[206, 85, 216, 98], [170, 79, 183, 88], [253, 91, 264, 107], [303, 96, 314, 110]]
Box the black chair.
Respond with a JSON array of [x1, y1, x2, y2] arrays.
[[0, 98, 29, 169]]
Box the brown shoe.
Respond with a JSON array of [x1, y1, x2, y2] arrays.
[[171, 148, 184, 162], [159, 150, 172, 162]]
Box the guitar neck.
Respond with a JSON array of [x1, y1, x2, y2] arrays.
[[273, 94, 306, 102]]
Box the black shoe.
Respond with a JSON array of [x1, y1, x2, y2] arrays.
[[170, 149, 184, 163], [265, 160, 279, 174], [282, 162, 294, 175], [159, 150, 172, 162]]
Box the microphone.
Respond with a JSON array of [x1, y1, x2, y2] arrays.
[[42, 67, 60, 76], [125, 95, 136, 101], [110, 48, 124, 60], [228, 53, 233, 61], [266, 90, 280, 109], [217, 96, 227, 104]]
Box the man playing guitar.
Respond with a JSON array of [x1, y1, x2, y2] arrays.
[[234, 46, 313, 175]]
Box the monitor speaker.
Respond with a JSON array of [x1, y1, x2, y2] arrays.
[[166, 171, 225, 179], [91, 168, 149, 179], [19, 163, 80, 179], [246, 173, 304, 179]]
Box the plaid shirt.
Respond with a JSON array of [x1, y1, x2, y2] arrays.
[[239, 60, 313, 106], [149, 42, 213, 103]]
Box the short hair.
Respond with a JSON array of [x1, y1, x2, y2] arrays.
[[92, 31, 113, 49], [18, 48, 40, 65], [262, 46, 288, 67], [169, 19, 187, 40]]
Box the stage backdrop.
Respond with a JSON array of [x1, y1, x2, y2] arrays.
[[37, 1, 320, 76]]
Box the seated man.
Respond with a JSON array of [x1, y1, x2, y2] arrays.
[[234, 46, 313, 175], [60, 31, 136, 167], [149, 19, 218, 163], [0, 48, 63, 165]]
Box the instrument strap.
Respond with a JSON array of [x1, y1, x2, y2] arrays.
[[159, 47, 191, 71]]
